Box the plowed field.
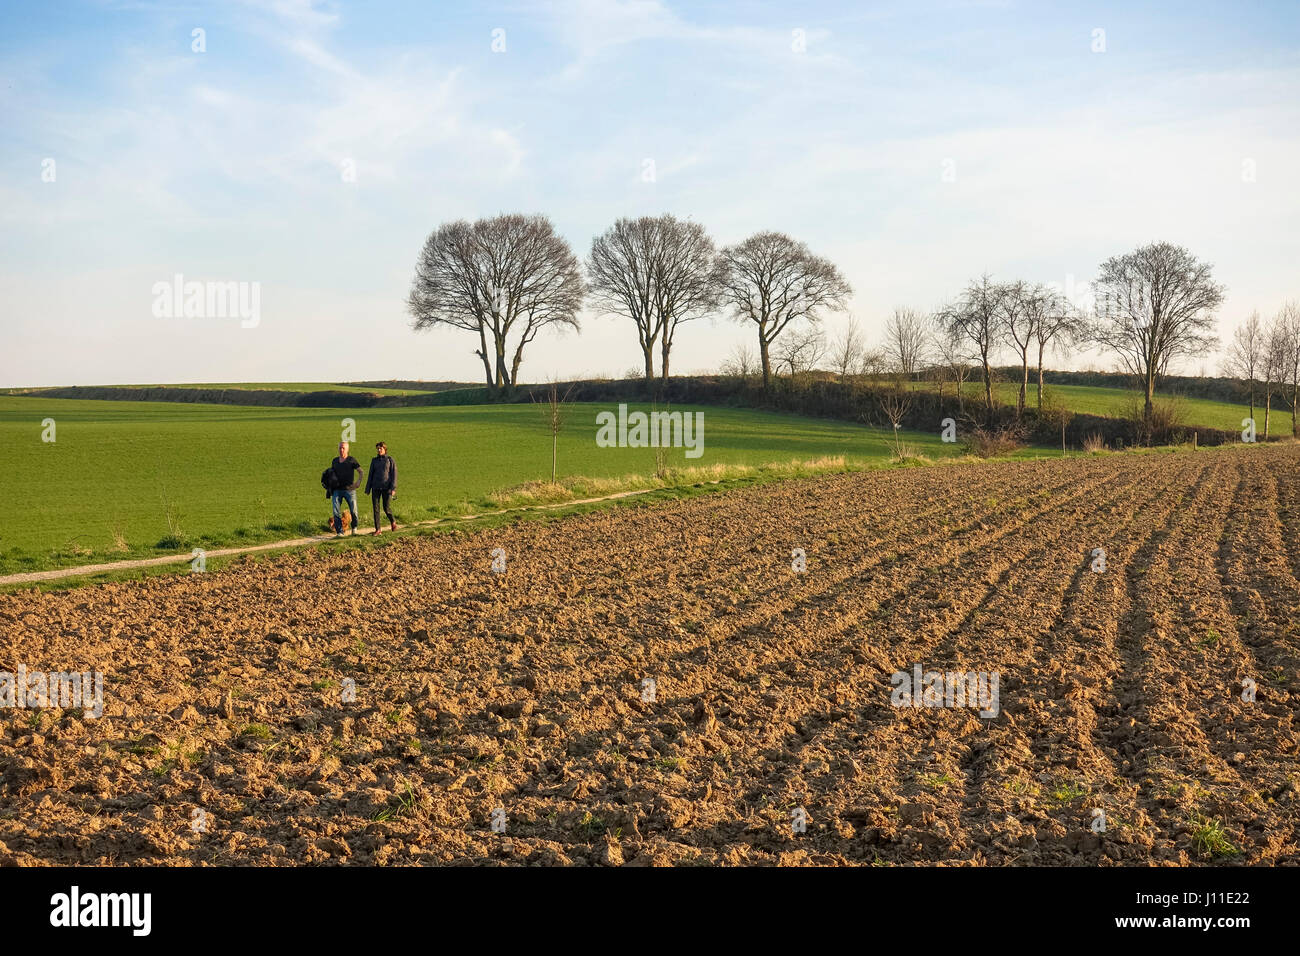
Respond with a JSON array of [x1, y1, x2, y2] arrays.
[[2, 444, 1298, 866]]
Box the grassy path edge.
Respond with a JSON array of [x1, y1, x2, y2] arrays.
[[0, 486, 669, 587], [5, 442, 1248, 591]]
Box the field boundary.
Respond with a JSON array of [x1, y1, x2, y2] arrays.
[[6, 443, 1261, 589], [0, 486, 669, 587]]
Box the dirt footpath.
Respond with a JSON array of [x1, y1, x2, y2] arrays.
[[1, 445, 1297, 865]]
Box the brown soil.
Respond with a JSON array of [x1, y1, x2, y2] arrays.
[[1, 445, 1297, 866]]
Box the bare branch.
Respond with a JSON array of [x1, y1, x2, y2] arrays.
[[716, 231, 852, 388], [407, 214, 583, 393], [1087, 241, 1224, 419]]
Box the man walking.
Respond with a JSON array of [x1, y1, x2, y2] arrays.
[[327, 441, 362, 536], [364, 440, 398, 535]]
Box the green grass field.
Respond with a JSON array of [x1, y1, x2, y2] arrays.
[[11, 377, 1281, 577], [943, 381, 1293, 436], [3, 381, 448, 396], [117, 382, 425, 394], [8, 396, 970, 575]]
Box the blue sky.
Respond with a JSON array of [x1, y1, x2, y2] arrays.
[[2, 0, 1298, 386]]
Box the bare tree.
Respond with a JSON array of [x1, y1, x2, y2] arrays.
[[532, 379, 576, 483], [717, 231, 852, 389], [720, 341, 758, 379], [884, 307, 930, 378], [408, 220, 494, 390], [408, 214, 583, 395], [1089, 242, 1224, 421], [936, 274, 1004, 414], [1038, 386, 1074, 456], [1261, 315, 1287, 439], [717, 340, 759, 377], [858, 346, 889, 379], [774, 325, 828, 376], [830, 317, 865, 379], [1224, 310, 1265, 425], [878, 380, 913, 457], [931, 325, 974, 413], [651, 217, 719, 380], [586, 215, 717, 382], [586, 218, 657, 380], [999, 280, 1037, 417], [1030, 287, 1083, 411], [1273, 302, 1300, 438]]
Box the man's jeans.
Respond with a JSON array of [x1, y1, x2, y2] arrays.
[[331, 489, 359, 529]]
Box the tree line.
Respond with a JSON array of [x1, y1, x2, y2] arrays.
[[1222, 303, 1300, 439], [407, 215, 1295, 431], [407, 213, 850, 392]]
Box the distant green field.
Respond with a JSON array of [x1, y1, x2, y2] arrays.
[[4, 382, 441, 396], [8, 396, 975, 574], [944, 381, 1293, 436], [126, 382, 423, 394]]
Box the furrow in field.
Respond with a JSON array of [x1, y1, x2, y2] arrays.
[[348, 462, 1066, 702], [1209, 463, 1300, 862], [1271, 462, 1300, 585], [454, 461, 1122, 856], [842, 458, 1179, 863], [1082, 457, 1274, 863], [931, 455, 1198, 864], [1125, 457, 1294, 863], [1076, 457, 1218, 804], [464, 461, 1102, 727], [951, 453, 1207, 865], [5, 447, 1300, 866], [1217, 464, 1300, 678], [684, 461, 1161, 861], [499, 464, 1119, 853]]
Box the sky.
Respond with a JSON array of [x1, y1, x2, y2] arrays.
[[2, 0, 1298, 387]]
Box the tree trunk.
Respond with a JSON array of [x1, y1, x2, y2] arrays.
[[982, 362, 993, 412], [642, 343, 655, 381], [660, 339, 671, 380], [760, 337, 772, 390], [1017, 357, 1028, 417], [1264, 393, 1271, 438], [509, 335, 527, 390], [1036, 344, 1046, 411], [477, 326, 494, 391], [494, 337, 509, 392], [1144, 370, 1156, 421], [551, 431, 557, 483]]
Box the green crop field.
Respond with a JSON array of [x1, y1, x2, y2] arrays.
[[8, 396, 977, 575], [939, 381, 1293, 436], [3, 381, 450, 396], [115, 382, 424, 394], [12, 378, 1277, 577]]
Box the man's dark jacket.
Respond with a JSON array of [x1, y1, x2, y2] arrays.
[[365, 454, 397, 495], [328, 455, 362, 492]]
